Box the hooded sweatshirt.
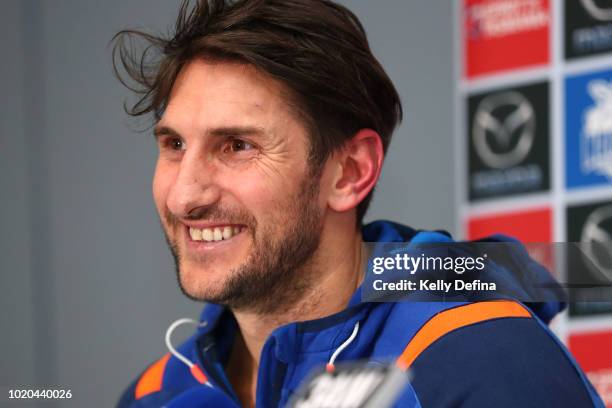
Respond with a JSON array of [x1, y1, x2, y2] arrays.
[[117, 220, 604, 407]]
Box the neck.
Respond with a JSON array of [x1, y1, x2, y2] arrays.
[[226, 216, 365, 405]]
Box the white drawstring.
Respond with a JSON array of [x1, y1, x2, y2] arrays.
[[166, 317, 360, 380], [165, 317, 212, 387], [326, 321, 360, 373]]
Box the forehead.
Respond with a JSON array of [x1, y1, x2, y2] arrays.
[[161, 59, 299, 131]]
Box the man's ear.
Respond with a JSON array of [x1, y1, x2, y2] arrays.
[[327, 129, 384, 213]]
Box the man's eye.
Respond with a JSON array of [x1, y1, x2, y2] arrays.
[[167, 137, 185, 151], [229, 139, 254, 152]]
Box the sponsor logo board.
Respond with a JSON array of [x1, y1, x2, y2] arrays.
[[464, 0, 550, 77], [565, 71, 612, 189], [467, 81, 550, 201], [566, 69, 612, 189], [567, 200, 612, 316], [467, 207, 553, 270], [570, 330, 612, 406], [566, 0, 612, 60]]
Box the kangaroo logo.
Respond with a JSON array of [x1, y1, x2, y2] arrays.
[[581, 80, 612, 179]]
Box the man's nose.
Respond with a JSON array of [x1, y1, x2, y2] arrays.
[[166, 151, 221, 218]]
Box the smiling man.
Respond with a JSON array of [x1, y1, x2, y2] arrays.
[[113, 1, 603, 407]]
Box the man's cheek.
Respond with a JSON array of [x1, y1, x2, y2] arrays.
[[229, 164, 296, 202], [152, 167, 174, 215], [226, 187, 267, 216], [152, 177, 165, 213]]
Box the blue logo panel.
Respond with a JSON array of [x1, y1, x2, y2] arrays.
[[566, 69, 612, 189]]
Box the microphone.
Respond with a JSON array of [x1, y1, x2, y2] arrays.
[[287, 361, 411, 408]]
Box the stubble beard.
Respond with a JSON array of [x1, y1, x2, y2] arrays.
[[162, 173, 324, 314]]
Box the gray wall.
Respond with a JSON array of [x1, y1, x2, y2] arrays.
[[0, 1, 453, 406], [1, 0, 36, 397]]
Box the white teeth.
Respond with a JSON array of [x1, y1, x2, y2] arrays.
[[202, 228, 213, 242], [223, 226, 232, 240], [189, 227, 202, 241], [189, 225, 243, 242]]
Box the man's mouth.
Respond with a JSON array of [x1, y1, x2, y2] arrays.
[[188, 225, 246, 242]]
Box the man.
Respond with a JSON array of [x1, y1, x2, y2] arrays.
[[113, 0, 603, 407]]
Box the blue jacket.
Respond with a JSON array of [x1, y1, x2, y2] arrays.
[[117, 220, 604, 407]]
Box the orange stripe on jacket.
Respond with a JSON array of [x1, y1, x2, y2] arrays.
[[135, 353, 171, 400], [396, 300, 532, 371]]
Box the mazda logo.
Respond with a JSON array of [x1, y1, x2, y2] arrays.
[[580, 205, 612, 282], [580, 0, 612, 21], [472, 91, 535, 169]]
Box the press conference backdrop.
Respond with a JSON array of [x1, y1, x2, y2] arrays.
[[0, 1, 454, 406], [456, 0, 612, 405]]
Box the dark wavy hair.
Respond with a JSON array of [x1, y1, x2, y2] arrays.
[[111, 0, 402, 224]]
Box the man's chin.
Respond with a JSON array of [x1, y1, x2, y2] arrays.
[[176, 266, 233, 302], [177, 276, 227, 303]]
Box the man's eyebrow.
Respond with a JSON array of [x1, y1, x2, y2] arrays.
[[207, 126, 266, 138], [153, 125, 267, 139], [153, 125, 179, 139]]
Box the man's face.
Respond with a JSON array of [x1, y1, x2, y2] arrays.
[[153, 59, 325, 311]]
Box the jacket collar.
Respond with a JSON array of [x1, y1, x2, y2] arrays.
[[196, 291, 377, 364]]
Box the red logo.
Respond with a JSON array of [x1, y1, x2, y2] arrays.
[[467, 207, 552, 242], [467, 207, 553, 271], [570, 330, 612, 406], [464, 0, 550, 78]]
